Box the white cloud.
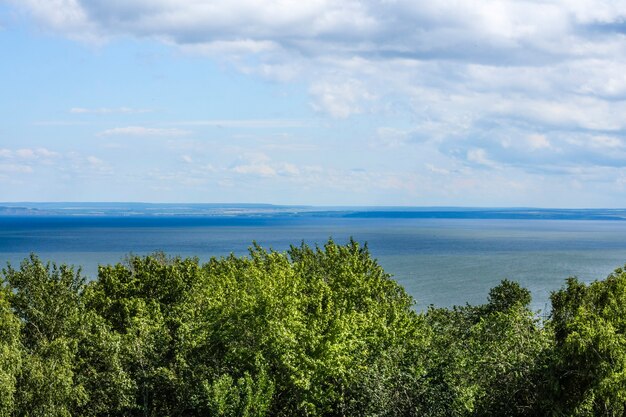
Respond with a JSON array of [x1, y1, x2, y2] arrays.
[[227, 153, 321, 179], [11, 0, 96, 41], [230, 152, 277, 177], [10, 0, 626, 194], [86, 156, 104, 165], [0, 147, 60, 160], [12, 2, 626, 109], [15, 149, 36, 159], [0, 147, 113, 179], [29, 2, 626, 61], [98, 126, 191, 137], [279, 163, 300, 176], [527, 134, 551, 151], [467, 148, 499, 168], [310, 79, 375, 118], [426, 164, 450, 175], [170, 119, 312, 128], [179, 39, 280, 57], [232, 163, 277, 177], [84, 155, 112, 173]]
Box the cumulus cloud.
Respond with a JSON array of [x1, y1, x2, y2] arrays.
[[11, 1, 626, 62], [440, 127, 626, 175], [11, 0, 97, 42], [10, 0, 626, 180]]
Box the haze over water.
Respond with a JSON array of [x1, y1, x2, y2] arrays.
[[2, 204, 626, 312]]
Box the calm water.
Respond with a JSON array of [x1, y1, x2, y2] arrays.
[[2, 215, 626, 312]]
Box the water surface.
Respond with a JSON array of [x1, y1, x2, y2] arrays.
[[2, 210, 626, 312]]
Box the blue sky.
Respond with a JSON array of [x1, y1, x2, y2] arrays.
[[2, 1, 626, 206]]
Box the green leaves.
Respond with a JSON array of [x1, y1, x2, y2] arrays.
[[421, 281, 552, 417], [0, 287, 21, 417], [549, 267, 626, 416], [3, 255, 85, 348], [3, 245, 626, 416], [205, 369, 274, 417], [1, 255, 133, 417]]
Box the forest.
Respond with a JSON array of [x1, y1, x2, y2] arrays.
[[1, 239, 626, 417]]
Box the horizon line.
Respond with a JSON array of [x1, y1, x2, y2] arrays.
[[1, 202, 626, 211]]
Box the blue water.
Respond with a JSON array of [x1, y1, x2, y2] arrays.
[[2, 213, 626, 312]]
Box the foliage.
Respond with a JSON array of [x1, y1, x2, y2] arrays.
[[1, 243, 626, 416], [421, 279, 551, 417], [0, 286, 21, 417], [549, 267, 626, 416]]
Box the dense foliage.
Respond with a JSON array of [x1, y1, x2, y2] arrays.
[[1, 240, 626, 416]]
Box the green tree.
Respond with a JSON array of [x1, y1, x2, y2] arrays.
[[2, 255, 87, 417], [422, 280, 551, 417], [12, 243, 622, 417], [2, 255, 133, 417], [549, 267, 626, 416], [0, 286, 21, 417], [84, 254, 202, 416], [81, 240, 427, 417]]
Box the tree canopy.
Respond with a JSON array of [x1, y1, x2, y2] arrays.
[[1, 240, 626, 416]]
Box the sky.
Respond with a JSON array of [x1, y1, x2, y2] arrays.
[[1, 1, 626, 207]]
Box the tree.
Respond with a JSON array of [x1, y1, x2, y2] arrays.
[[2, 255, 133, 417], [549, 267, 626, 416], [0, 285, 21, 417], [2, 255, 87, 416], [422, 280, 551, 417]]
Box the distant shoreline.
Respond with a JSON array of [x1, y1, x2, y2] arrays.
[[1, 202, 626, 221]]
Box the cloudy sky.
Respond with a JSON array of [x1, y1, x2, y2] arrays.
[[2, 1, 626, 206]]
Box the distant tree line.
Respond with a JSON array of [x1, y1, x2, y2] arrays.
[[1, 240, 626, 416]]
